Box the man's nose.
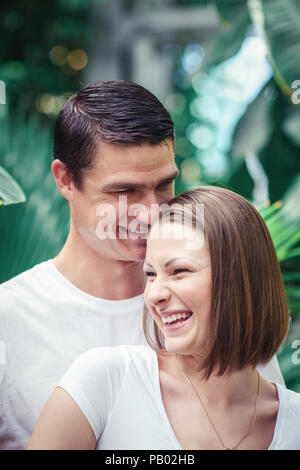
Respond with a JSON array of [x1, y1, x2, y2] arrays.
[[130, 193, 161, 227]]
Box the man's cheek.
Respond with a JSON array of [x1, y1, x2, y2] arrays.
[[95, 203, 118, 240]]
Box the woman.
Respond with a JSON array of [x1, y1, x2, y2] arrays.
[[27, 187, 300, 450]]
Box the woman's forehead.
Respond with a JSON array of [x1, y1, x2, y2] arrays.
[[147, 221, 207, 256]]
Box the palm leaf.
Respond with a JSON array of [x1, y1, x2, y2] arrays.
[[202, 13, 251, 70], [212, 0, 249, 23], [0, 111, 69, 283], [0, 166, 26, 206], [258, 201, 300, 317]]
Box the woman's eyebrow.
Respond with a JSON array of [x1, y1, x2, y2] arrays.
[[164, 257, 193, 267], [144, 257, 193, 270], [143, 261, 154, 269]]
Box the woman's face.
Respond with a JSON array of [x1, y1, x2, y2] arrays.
[[143, 221, 212, 355]]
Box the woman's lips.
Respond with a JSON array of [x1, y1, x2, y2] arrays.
[[160, 311, 193, 333]]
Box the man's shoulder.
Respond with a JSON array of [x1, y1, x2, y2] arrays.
[[283, 385, 300, 410], [0, 261, 52, 312], [276, 383, 300, 423], [1, 261, 50, 288]]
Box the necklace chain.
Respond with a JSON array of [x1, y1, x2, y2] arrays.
[[177, 355, 260, 450]]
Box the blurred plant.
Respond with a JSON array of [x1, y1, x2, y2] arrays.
[[256, 190, 300, 392], [0, 165, 26, 206], [0, 110, 69, 283], [168, 0, 300, 389], [0, 0, 91, 118], [171, 0, 300, 203], [209, 0, 300, 202]]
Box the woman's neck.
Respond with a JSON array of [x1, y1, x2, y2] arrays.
[[161, 353, 260, 409]]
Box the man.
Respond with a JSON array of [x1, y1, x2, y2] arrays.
[[0, 80, 284, 450]]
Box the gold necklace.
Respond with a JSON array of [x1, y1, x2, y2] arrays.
[[177, 355, 260, 450]]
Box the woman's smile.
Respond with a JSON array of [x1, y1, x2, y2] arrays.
[[144, 221, 212, 355]]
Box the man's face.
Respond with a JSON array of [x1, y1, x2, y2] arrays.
[[69, 138, 178, 262]]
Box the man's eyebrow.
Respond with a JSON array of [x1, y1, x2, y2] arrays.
[[101, 181, 144, 192], [101, 170, 179, 192], [157, 170, 179, 186]]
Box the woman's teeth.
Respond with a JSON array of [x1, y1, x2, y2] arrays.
[[162, 312, 192, 325]]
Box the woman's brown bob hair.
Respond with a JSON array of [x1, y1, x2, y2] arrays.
[[143, 186, 290, 379]]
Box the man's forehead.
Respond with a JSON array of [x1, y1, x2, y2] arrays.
[[95, 138, 174, 165], [90, 158, 178, 187], [84, 139, 178, 186], [100, 167, 179, 190]]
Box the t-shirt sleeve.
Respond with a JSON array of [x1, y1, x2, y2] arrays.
[[56, 346, 128, 441], [257, 354, 285, 387]]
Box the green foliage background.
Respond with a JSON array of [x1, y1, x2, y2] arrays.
[[0, 0, 299, 390]]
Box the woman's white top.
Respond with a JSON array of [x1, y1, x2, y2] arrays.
[[57, 344, 300, 450]]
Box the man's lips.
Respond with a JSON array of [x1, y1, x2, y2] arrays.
[[118, 225, 149, 237]]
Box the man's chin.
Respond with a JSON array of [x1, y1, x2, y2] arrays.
[[118, 237, 147, 262]]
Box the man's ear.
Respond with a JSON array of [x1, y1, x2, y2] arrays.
[[51, 160, 75, 201]]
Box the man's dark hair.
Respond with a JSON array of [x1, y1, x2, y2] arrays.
[[53, 80, 175, 189]]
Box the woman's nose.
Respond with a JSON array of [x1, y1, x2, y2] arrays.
[[146, 280, 171, 309]]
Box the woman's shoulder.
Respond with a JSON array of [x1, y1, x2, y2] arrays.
[[57, 345, 155, 410], [55, 345, 157, 442], [65, 344, 155, 379]]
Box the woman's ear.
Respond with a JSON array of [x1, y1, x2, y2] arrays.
[[51, 160, 75, 201]]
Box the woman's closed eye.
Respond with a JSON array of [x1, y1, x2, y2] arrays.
[[144, 268, 190, 278], [144, 271, 156, 277], [172, 268, 189, 275]]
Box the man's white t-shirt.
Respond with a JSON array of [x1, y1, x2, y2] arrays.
[[0, 260, 285, 449], [58, 345, 300, 450], [0, 260, 144, 450]]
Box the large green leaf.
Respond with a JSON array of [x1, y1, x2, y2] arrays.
[[283, 105, 300, 147], [230, 80, 273, 161], [0, 165, 26, 206], [202, 13, 251, 70], [212, 0, 249, 23], [248, 0, 300, 96]]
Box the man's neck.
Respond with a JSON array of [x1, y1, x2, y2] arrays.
[[53, 234, 145, 301]]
